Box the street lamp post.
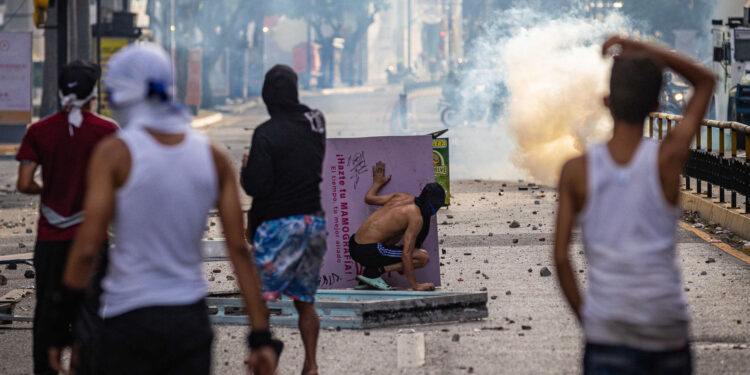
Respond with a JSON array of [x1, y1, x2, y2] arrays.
[[57, 0, 68, 79], [407, 0, 411, 71]]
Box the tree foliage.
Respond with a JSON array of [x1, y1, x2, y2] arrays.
[[275, 0, 389, 87]]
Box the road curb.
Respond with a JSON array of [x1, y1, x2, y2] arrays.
[[678, 222, 750, 264], [680, 191, 750, 239], [191, 113, 224, 129], [0, 144, 18, 156]]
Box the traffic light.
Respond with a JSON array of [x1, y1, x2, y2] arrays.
[[34, 0, 55, 28]]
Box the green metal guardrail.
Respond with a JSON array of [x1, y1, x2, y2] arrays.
[[647, 113, 750, 213]]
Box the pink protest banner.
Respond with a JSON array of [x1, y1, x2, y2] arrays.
[[318, 135, 441, 289]]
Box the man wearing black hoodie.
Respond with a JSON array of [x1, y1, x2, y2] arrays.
[[241, 65, 326, 375]]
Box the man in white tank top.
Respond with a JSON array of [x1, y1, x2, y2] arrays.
[[43, 44, 281, 375], [554, 37, 715, 374]]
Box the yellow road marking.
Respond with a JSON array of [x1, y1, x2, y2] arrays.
[[0, 144, 19, 155], [679, 221, 750, 265]]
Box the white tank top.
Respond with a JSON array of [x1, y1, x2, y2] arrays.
[[100, 128, 218, 318], [579, 139, 689, 350]]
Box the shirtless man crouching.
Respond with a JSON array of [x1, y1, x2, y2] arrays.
[[349, 161, 445, 291]]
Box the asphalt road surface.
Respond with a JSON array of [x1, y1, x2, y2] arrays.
[[0, 86, 748, 374]]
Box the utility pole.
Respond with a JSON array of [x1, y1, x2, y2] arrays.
[[41, 1, 67, 117], [448, 0, 453, 69], [57, 0, 68, 77], [407, 0, 412, 71], [73, 0, 91, 60]]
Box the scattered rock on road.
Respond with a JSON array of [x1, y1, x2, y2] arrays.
[[24, 270, 35, 279], [705, 258, 715, 264], [509, 221, 520, 228], [452, 334, 460, 342], [539, 267, 552, 277], [700, 271, 707, 276], [505, 290, 511, 295], [521, 325, 532, 330]]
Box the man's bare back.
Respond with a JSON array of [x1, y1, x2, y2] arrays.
[[353, 192, 422, 246]]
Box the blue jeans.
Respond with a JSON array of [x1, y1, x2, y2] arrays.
[[584, 343, 692, 375]]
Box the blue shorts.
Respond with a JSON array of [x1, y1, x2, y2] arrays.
[[253, 214, 327, 303]]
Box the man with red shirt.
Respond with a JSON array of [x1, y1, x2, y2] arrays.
[[16, 60, 117, 375]]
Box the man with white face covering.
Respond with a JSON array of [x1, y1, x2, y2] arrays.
[[48, 44, 280, 375], [16, 59, 118, 375]]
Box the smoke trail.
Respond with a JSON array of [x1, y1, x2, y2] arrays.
[[455, 9, 630, 185]]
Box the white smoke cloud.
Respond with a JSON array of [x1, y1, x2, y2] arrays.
[[453, 9, 630, 185]]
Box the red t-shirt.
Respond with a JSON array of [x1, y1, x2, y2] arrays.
[[16, 111, 118, 241]]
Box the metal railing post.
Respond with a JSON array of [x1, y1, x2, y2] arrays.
[[706, 126, 714, 198], [696, 123, 702, 194], [732, 130, 738, 209], [658, 118, 663, 140], [648, 116, 654, 138], [719, 128, 725, 203]]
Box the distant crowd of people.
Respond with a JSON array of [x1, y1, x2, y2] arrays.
[[15, 35, 714, 375]]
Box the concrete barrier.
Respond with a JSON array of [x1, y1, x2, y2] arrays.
[[681, 191, 750, 238]]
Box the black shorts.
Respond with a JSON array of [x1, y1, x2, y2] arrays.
[[349, 237, 403, 268], [32, 241, 107, 375], [98, 300, 213, 375]]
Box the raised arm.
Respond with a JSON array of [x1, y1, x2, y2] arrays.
[[603, 36, 716, 204], [604, 37, 715, 152], [364, 161, 395, 205], [211, 144, 279, 375], [553, 157, 585, 323]]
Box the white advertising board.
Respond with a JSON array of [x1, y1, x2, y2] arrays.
[[0, 32, 32, 125]]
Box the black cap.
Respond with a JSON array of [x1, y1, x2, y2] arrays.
[[59, 60, 100, 99]]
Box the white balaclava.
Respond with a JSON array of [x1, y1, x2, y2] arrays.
[[104, 43, 190, 133], [58, 60, 100, 135]]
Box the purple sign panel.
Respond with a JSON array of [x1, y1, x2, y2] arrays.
[[318, 135, 442, 289]]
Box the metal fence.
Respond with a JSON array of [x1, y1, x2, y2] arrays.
[[647, 113, 750, 214]]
